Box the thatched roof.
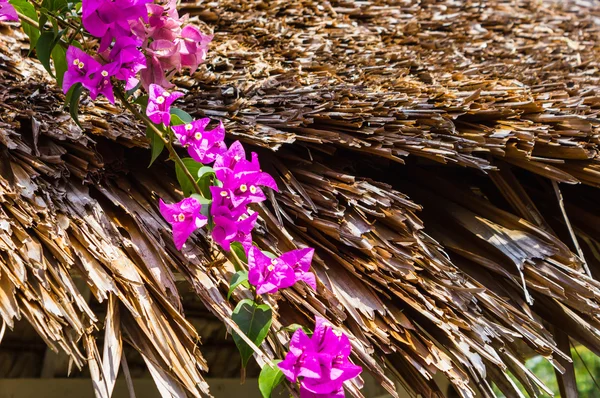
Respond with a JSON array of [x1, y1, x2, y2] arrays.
[[2, 0, 600, 396]]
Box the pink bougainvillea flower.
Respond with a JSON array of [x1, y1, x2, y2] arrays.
[[211, 210, 257, 251], [63, 46, 116, 103], [109, 37, 146, 90], [0, 0, 18, 21], [300, 387, 346, 398], [159, 197, 207, 250], [82, 0, 149, 40], [247, 247, 296, 295], [63, 46, 100, 91], [300, 387, 344, 398], [172, 118, 226, 164], [147, 38, 181, 69], [214, 141, 278, 207], [140, 55, 174, 89], [211, 213, 256, 251], [128, 0, 212, 88], [213, 140, 246, 170], [98, 23, 139, 52], [278, 317, 362, 397], [279, 247, 317, 290], [142, 0, 181, 37], [179, 25, 212, 72], [246, 247, 316, 294], [146, 84, 183, 125], [210, 187, 258, 251], [210, 186, 248, 219]]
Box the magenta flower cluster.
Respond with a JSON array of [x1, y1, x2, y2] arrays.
[[151, 89, 318, 297], [62, 0, 211, 101], [248, 247, 316, 295], [64, 47, 117, 102], [0, 0, 18, 21], [279, 317, 362, 398], [159, 197, 207, 250], [147, 83, 183, 125], [159, 125, 280, 252], [131, 0, 212, 88], [172, 117, 226, 163], [211, 141, 279, 250]]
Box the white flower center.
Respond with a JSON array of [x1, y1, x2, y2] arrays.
[[220, 191, 228, 197], [156, 96, 165, 104], [249, 185, 257, 194], [234, 155, 241, 161], [185, 124, 193, 131], [194, 132, 203, 140], [163, 91, 170, 97], [101, 70, 108, 77], [73, 58, 80, 66], [240, 184, 247, 193], [267, 264, 275, 272], [177, 213, 186, 222], [77, 62, 85, 69]]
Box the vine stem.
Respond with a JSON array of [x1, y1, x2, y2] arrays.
[[114, 89, 204, 197], [30, 0, 86, 34], [17, 11, 70, 49], [16, 11, 40, 29]]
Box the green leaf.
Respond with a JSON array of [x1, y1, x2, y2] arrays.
[[197, 166, 215, 179], [191, 194, 212, 219], [175, 158, 201, 196], [38, 13, 48, 30], [50, 13, 59, 34], [280, 323, 312, 336], [10, 0, 40, 49], [145, 127, 165, 167], [258, 360, 284, 398], [36, 29, 65, 80], [198, 166, 216, 198], [182, 157, 202, 179], [36, 31, 56, 77], [170, 107, 192, 124], [133, 94, 149, 111], [66, 83, 84, 128], [134, 94, 149, 105], [263, 251, 277, 259], [230, 241, 248, 264], [51, 44, 67, 88], [190, 194, 211, 205], [50, 0, 67, 11], [170, 114, 185, 127], [126, 81, 142, 97], [228, 270, 249, 300], [232, 299, 273, 368]]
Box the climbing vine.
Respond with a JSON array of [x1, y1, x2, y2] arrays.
[[1, 0, 362, 396]]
